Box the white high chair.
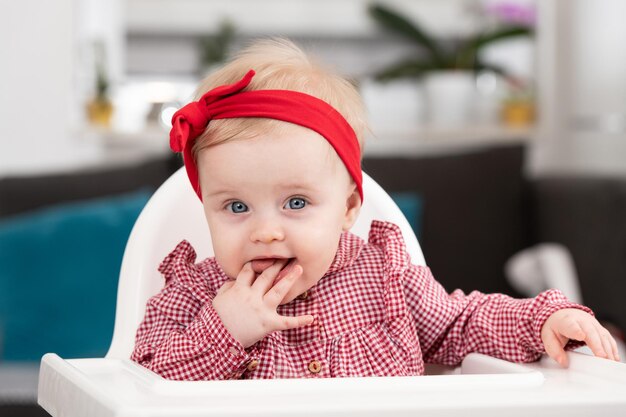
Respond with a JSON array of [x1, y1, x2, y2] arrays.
[[38, 168, 626, 417]]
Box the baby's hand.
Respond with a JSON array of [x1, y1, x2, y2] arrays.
[[212, 259, 314, 348], [541, 308, 620, 366]]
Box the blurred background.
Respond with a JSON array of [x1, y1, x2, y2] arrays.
[[1, 0, 625, 414]]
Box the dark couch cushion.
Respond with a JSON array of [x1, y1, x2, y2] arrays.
[[363, 144, 528, 296], [0, 190, 151, 361], [0, 155, 181, 219]]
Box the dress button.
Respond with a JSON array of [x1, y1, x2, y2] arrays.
[[247, 359, 260, 371], [308, 360, 322, 374], [297, 290, 308, 300]]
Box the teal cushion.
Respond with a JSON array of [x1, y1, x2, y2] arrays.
[[389, 191, 423, 240], [0, 190, 151, 361]]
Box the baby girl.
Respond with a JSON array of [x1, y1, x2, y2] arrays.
[[131, 38, 619, 380]]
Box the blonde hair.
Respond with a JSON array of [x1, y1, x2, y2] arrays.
[[190, 38, 367, 160]]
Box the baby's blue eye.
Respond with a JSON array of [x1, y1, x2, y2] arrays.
[[285, 197, 306, 210], [227, 201, 248, 213]]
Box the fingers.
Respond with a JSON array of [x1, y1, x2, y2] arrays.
[[273, 314, 315, 331], [264, 264, 303, 306], [251, 259, 289, 293], [597, 325, 619, 362], [579, 320, 608, 359], [581, 322, 620, 362], [608, 331, 621, 362], [562, 320, 586, 342], [558, 315, 620, 362], [543, 329, 569, 367], [598, 327, 613, 360], [235, 262, 256, 286]]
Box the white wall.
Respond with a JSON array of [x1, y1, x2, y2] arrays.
[[125, 0, 480, 37], [75, 0, 125, 110], [530, 0, 626, 177], [0, 0, 75, 174], [0, 0, 125, 176]]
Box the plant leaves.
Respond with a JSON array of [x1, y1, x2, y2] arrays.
[[374, 59, 438, 81], [473, 26, 533, 50], [368, 3, 446, 67], [457, 26, 532, 69]]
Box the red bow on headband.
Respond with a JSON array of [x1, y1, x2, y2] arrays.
[[170, 70, 255, 153], [170, 70, 363, 202]]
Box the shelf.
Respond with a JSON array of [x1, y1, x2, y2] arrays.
[[93, 123, 533, 159], [0, 124, 531, 178]]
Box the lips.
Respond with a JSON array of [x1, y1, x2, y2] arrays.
[[250, 257, 291, 274], [250, 257, 297, 284]]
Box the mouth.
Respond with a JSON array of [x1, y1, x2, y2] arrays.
[[251, 255, 289, 261], [250, 257, 296, 279], [274, 258, 297, 284]]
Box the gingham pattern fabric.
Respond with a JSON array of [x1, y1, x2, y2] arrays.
[[131, 220, 591, 380]]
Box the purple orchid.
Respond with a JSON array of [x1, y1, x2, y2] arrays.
[[486, 2, 536, 27]]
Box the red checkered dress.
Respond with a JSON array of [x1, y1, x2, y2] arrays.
[[131, 220, 590, 380]]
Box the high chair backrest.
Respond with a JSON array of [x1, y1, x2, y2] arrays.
[[106, 167, 425, 359]]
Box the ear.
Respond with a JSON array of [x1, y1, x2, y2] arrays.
[[342, 187, 362, 231]]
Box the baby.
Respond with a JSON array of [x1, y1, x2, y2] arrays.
[[131, 38, 619, 380]]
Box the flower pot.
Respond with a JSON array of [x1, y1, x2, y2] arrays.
[[360, 78, 424, 132], [87, 98, 114, 127], [423, 71, 476, 127], [501, 100, 535, 127]]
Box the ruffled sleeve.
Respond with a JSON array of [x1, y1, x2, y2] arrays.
[[367, 221, 423, 372], [367, 221, 412, 327], [156, 240, 213, 305], [367, 220, 411, 278], [401, 258, 593, 365], [158, 240, 197, 277], [131, 240, 255, 380]]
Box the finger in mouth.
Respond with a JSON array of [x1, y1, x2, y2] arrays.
[[275, 258, 297, 283]]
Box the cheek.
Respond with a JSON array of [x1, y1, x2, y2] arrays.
[[300, 215, 343, 246], [293, 225, 342, 271], [212, 245, 243, 279], [205, 218, 246, 278]]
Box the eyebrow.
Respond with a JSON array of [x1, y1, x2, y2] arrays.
[[275, 182, 317, 192], [204, 189, 235, 199], [204, 183, 317, 200]]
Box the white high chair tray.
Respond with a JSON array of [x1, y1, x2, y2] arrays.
[[39, 351, 626, 417]]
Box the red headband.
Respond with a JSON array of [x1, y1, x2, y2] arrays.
[[169, 69, 363, 202]]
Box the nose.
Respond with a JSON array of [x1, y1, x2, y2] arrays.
[[249, 215, 285, 244]]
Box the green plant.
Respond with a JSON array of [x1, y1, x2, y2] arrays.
[[198, 20, 236, 70], [93, 40, 109, 101], [368, 3, 532, 81]]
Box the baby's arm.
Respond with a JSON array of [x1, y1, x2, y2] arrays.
[[402, 264, 597, 365], [132, 258, 313, 380], [541, 308, 620, 366], [131, 282, 254, 380]]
